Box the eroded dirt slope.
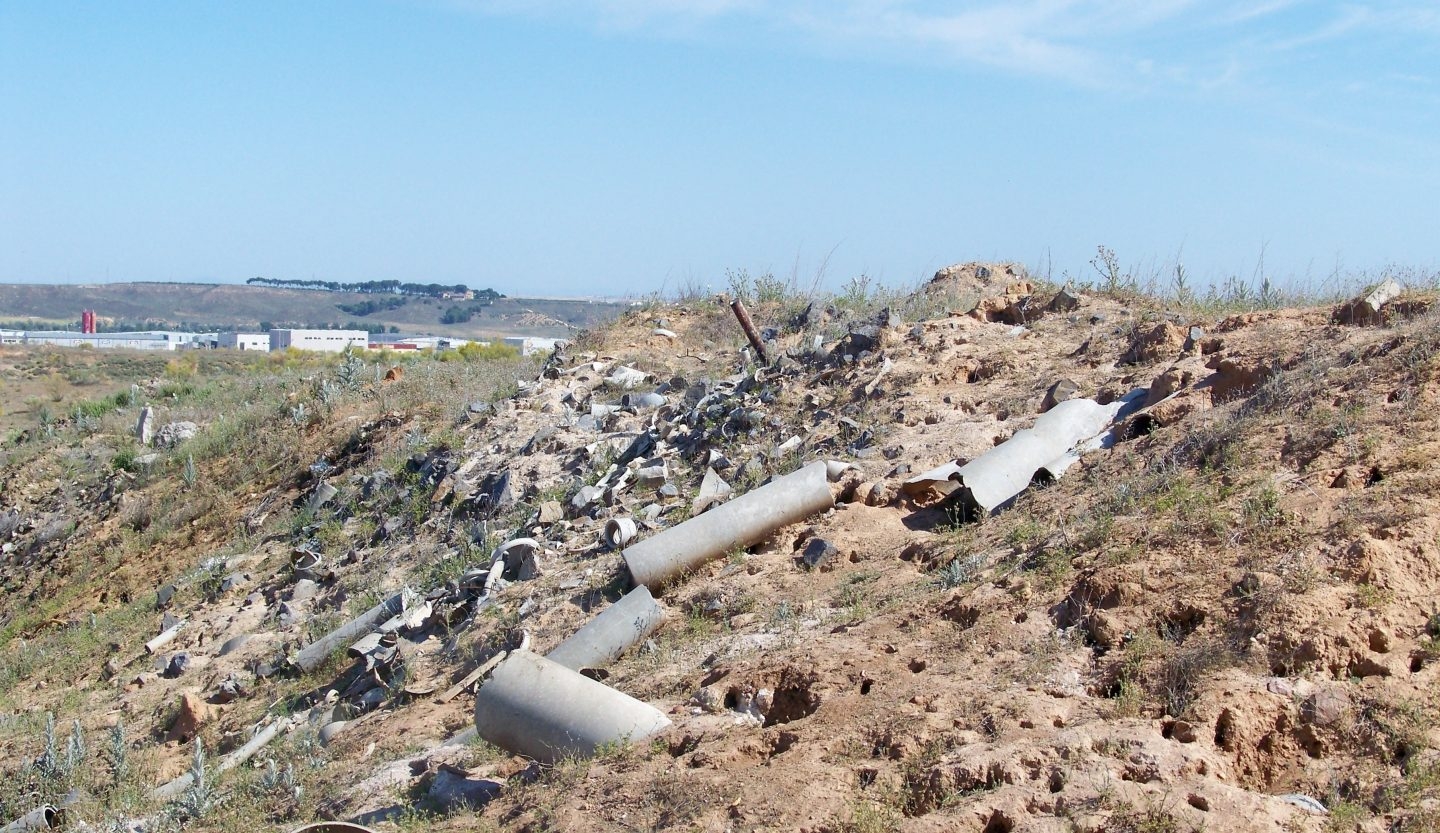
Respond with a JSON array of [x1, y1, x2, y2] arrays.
[[2, 265, 1438, 833]]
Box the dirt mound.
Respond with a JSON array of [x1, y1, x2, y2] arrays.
[[2, 280, 1439, 832]]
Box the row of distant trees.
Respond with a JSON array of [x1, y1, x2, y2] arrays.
[[246, 277, 503, 302]]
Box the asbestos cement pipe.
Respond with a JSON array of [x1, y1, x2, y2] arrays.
[[0, 806, 61, 832], [292, 593, 403, 672], [152, 717, 290, 800], [903, 391, 1145, 519], [546, 586, 665, 671], [473, 651, 671, 764], [144, 620, 184, 654], [602, 517, 637, 550], [623, 460, 833, 589]]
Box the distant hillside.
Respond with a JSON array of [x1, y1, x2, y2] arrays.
[[0, 282, 630, 338]]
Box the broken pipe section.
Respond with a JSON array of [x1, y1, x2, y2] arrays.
[[622, 460, 834, 589], [292, 593, 404, 672], [546, 585, 665, 671], [0, 806, 61, 833], [903, 392, 1144, 519], [473, 651, 670, 763]]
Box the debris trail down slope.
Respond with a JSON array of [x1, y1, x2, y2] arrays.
[[2, 269, 1439, 833]]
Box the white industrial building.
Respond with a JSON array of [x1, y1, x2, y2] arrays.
[[269, 329, 369, 353], [217, 332, 270, 351], [18, 331, 206, 351], [502, 336, 566, 356]]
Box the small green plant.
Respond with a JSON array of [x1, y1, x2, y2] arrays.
[[64, 718, 85, 776], [1324, 800, 1368, 832], [257, 758, 302, 802], [335, 350, 366, 389], [835, 572, 878, 621], [935, 553, 983, 589], [835, 800, 901, 833], [1090, 245, 1137, 294], [175, 737, 215, 821], [32, 711, 62, 780], [1355, 583, 1392, 610], [1110, 631, 1162, 717], [835, 273, 879, 312], [181, 453, 198, 488], [1104, 795, 1190, 833], [106, 720, 128, 786]]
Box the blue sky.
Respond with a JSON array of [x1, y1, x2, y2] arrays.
[[1, 1, 1436, 297]]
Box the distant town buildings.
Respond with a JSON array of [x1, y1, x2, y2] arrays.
[[0, 315, 564, 356]]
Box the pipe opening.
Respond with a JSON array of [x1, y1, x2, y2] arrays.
[[1127, 413, 1160, 438]]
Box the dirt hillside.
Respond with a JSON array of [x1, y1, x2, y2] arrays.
[[0, 266, 1437, 833], [0, 282, 627, 339]]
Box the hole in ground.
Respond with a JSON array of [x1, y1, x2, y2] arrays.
[[763, 669, 823, 726]]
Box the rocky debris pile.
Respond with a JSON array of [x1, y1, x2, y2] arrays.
[[10, 270, 1440, 833]]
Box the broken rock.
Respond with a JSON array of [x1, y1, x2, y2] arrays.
[[135, 407, 156, 446], [691, 468, 732, 516], [1303, 687, 1351, 726], [1048, 287, 1081, 312], [166, 692, 212, 742], [1334, 278, 1402, 325], [154, 421, 198, 449], [427, 769, 504, 812], [1040, 379, 1079, 413], [1121, 322, 1186, 365], [802, 538, 839, 571]]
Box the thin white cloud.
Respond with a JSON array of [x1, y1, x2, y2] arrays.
[[443, 1, 1440, 91], [1214, 0, 1309, 26]]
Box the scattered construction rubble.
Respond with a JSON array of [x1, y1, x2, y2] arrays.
[[2, 269, 1438, 832]]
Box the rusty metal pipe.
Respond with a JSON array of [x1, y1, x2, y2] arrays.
[[730, 300, 768, 364]]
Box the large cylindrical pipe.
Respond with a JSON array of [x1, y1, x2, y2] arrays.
[[473, 651, 670, 763], [0, 806, 61, 832], [623, 461, 833, 589], [546, 586, 665, 671]]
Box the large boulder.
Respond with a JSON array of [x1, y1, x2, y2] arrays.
[[154, 421, 198, 449]]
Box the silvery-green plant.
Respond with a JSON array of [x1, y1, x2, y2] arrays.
[[33, 711, 61, 779], [175, 738, 214, 820], [336, 351, 365, 389], [65, 719, 85, 775], [106, 720, 128, 785]]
